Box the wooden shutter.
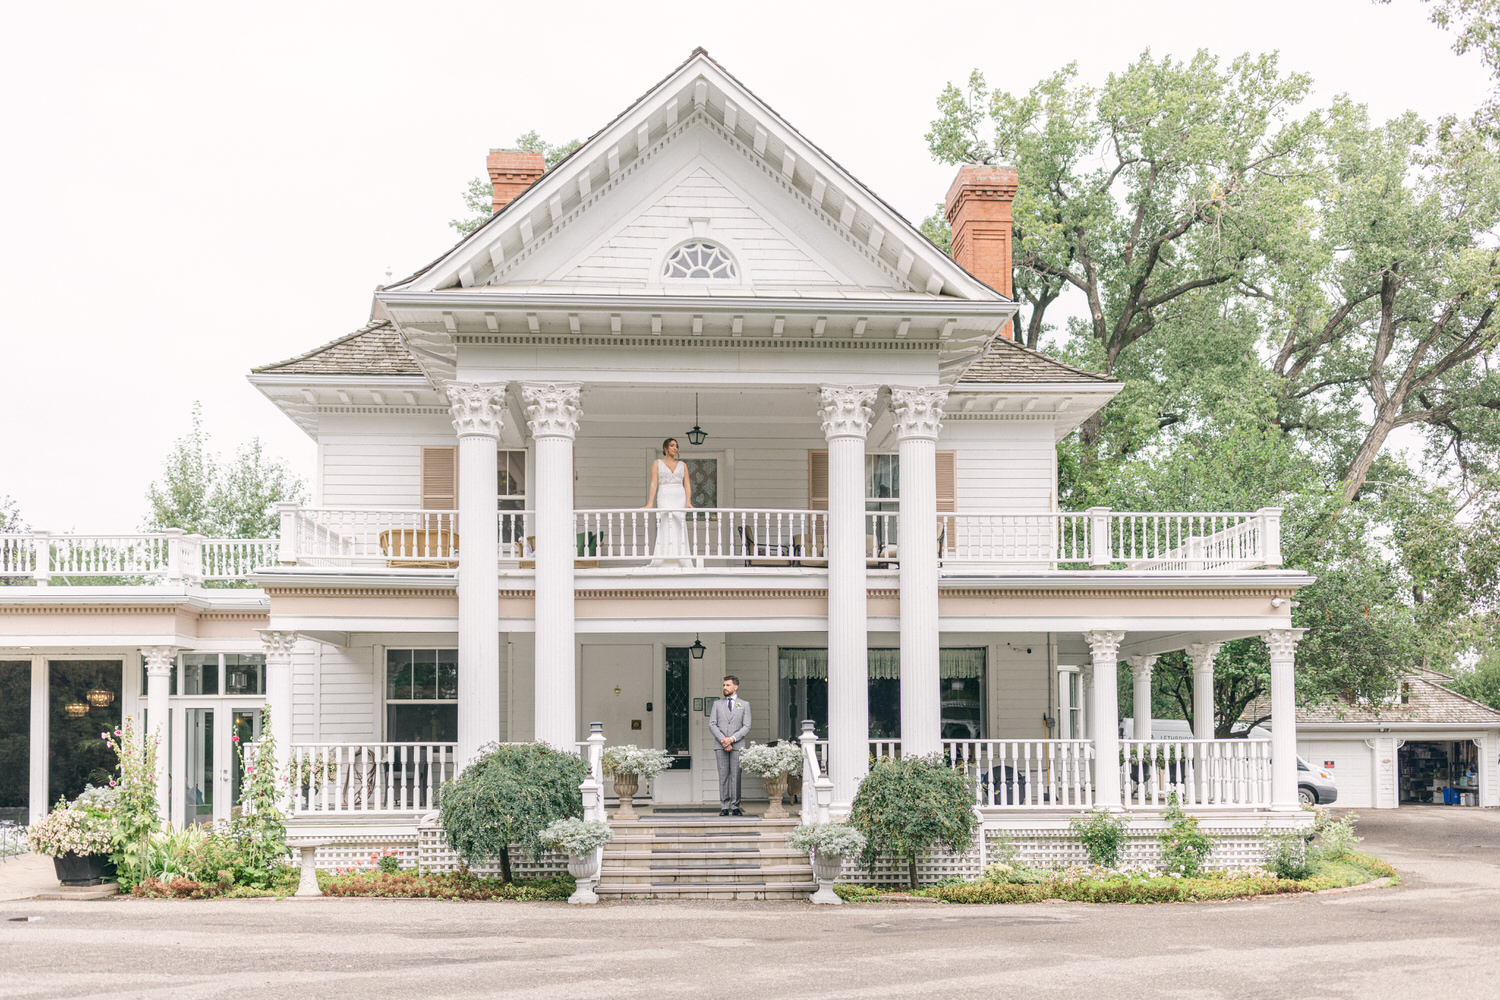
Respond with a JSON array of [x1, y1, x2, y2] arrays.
[[808, 450, 829, 510], [936, 450, 957, 553], [421, 447, 457, 509]]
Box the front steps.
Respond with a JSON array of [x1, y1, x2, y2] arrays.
[[596, 812, 815, 900]]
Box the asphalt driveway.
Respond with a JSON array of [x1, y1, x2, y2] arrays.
[[2, 808, 1498, 1000]]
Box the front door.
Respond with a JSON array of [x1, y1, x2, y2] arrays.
[[176, 704, 264, 825], [579, 644, 654, 748]]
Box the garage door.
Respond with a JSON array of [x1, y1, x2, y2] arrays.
[[1298, 740, 1373, 808]]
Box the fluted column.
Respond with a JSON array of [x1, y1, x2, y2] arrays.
[[1264, 629, 1303, 809], [891, 386, 947, 757], [1185, 642, 1221, 740], [445, 381, 507, 767], [142, 646, 176, 823], [1084, 630, 1125, 807], [1126, 655, 1154, 739], [524, 382, 582, 750], [820, 385, 878, 812], [259, 630, 298, 779]]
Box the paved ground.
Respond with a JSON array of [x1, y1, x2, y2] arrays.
[[2, 808, 1499, 1000]]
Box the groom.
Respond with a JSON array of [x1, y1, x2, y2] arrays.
[[709, 675, 751, 816]]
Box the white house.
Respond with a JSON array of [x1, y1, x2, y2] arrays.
[[0, 51, 1317, 881]]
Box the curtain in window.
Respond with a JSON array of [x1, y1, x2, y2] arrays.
[[778, 647, 985, 680]]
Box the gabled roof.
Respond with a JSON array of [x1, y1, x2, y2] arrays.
[[388, 49, 1003, 301], [1255, 672, 1500, 727], [252, 321, 422, 377], [955, 338, 1113, 385]]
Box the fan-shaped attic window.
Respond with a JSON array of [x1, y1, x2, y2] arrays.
[[663, 241, 738, 279]]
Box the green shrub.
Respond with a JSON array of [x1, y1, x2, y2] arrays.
[[439, 743, 587, 882], [1158, 795, 1213, 877], [981, 862, 1047, 885], [225, 713, 288, 889], [1313, 811, 1363, 860], [319, 871, 574, 901], [1070, 807, 1129, 867], [849, 754, 976, 890], [102, 717, 161, 888], [1262, 829, 1316, 879]]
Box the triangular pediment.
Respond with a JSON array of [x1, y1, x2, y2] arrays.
[[394, 51, 1002, 301]]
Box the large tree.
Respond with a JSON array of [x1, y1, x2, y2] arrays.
[[143, 404, 306, 539]]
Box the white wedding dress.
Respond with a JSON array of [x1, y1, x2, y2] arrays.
[[651, 459, 693, 568]]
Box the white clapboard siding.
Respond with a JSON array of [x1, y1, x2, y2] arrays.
[[310, 645, 379, 741], [320, 441, 425, 508], [986, 637, 1053, 741], [565, 167, 840, 287], [945, 421, 1056, 512]]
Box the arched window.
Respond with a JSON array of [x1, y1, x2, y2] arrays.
[[662, 241, 738, 279]]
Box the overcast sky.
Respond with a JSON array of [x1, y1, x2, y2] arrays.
[[0, 0, 1491, 533]]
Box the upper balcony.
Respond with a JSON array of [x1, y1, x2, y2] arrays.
[[0, 505, 1284, 587]]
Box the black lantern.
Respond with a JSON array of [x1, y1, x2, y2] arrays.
[[689, 635, 706, 659], [686, 393, 707, 446]]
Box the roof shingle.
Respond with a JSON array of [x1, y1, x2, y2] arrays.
[[955, 337, 1112, 385], [252, 321, 423, 377]]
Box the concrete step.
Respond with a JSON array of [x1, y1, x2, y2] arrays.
[[600, 867, 814, 886], [595, 881, 818, 901], [603, 850, 809, 868]]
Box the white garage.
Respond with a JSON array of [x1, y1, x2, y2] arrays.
[[1298, 739, 1376, 808]]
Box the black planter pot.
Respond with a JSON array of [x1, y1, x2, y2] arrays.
[[52, 852, 116, 887]]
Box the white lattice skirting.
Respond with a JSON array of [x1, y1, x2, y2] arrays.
[[417, 822, 568, 878]]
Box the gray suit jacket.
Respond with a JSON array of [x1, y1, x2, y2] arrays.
[[709, 697, 752, 748]]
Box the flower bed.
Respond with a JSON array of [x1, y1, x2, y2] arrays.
[[833, 851, 1396, 904], [317, 870, 575, 901]]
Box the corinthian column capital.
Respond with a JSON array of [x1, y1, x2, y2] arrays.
[[1125, 654, 1155, 679], [141, 646, 178, 676], [443, 381, 508, 438], [889, 386, 949, 441], [522, 382, 583, 439], [1263, 629, 1303, 660], [1083, 629, 1126, 662], [258, 629, 299, 659], [817, 385, 878, 440], [1184, 642, 1222, 672]]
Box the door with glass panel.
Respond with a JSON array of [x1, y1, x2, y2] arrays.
[[175, 653, 267, 826]]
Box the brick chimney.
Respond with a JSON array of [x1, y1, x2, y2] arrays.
[[486, 148, 546, 213], [944, 164, 1018, 337]]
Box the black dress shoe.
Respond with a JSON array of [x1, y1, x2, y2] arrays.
[[719, 809, 730, 816], [731, 808, 744, 816]]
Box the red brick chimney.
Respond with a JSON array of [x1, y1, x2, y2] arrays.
[[944, 165, 1018, 337], [486, 148, 547, 212]]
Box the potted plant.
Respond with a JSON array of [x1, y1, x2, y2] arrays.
[[539, 817, 615, 904], [740, 741, 804, 819], [28, 786, 117, 886], [601, 745, 672, 820], [785, 821, 866, 905]]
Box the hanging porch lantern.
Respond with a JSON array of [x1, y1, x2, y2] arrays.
[[686, 393, 707, 446], [689, 635, 706, 660]]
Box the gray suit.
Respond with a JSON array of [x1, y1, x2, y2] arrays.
[[709, 696, 752, 810]]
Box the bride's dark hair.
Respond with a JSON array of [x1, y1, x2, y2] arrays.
[[662, 438, 678, 454]]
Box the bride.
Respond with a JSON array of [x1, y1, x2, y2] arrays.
[[642, 438, 694, 567]]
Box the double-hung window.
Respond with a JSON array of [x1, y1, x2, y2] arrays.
[[385, 649, 458, 743]]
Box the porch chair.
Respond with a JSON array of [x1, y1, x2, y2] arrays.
[[379, 528, 459, 569], [738, 525, 795, 567]]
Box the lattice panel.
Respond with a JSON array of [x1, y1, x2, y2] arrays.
[[417, 823, 567, 878], [308, 836, 419, 872]]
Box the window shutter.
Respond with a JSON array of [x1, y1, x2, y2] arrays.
[[421, 447, 457, 509], [808, 450, 829, 510], [936, 450, 957, 553]]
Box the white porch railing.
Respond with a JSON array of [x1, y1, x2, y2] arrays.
[[867, 739, 1095, 808], [943, 507, 1282, 570], [1120, 739, 1273, 808], [573, 508, 829, 566], [286, 742, 457, 814], [0, 530, 276, 585], [282, 507, 466, 568]]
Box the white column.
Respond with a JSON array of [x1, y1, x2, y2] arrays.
[[1264, 629, 1303, 810], [891, 386, 947, 757], [28, 655, 48, 825], [445, 380, 508, 767], [820, 385, 878, 811], [524, 382, 582, 751], [142, 646, 176, 824], [1185, 642, 1221, 740], [1126, 655, 1154, 739], [259, 630, 298, 780], [1084, 630, 1125, 807]]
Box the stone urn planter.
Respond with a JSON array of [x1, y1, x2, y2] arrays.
[[810, 850, 844, 905], [761, 772, 790, 819], [566, 851, 602, 905], [52, 852, 116, 887], [612, 773, 640, 820]]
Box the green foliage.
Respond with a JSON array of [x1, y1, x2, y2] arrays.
[[318, 870, 574, 901], [438, 743, 587, 882], [103, 716, 161, 888], [0, 495, 24, 532], [600, 744, 672, 778], [1450, 648, 1500, 708], [1262, 829, 1316, 879], [225, 710, 288, 889], [739, 741, 804, 778], [26, 792, 114, 858], [982, 861, 1047, 885], [143, 404, 306, 539], [450, 131, 581, 235], [1158, 795, 1214, 876], [919, 203, 951, 254], [849, 755, 976, 890], [1070, 807, 1129, 867]]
